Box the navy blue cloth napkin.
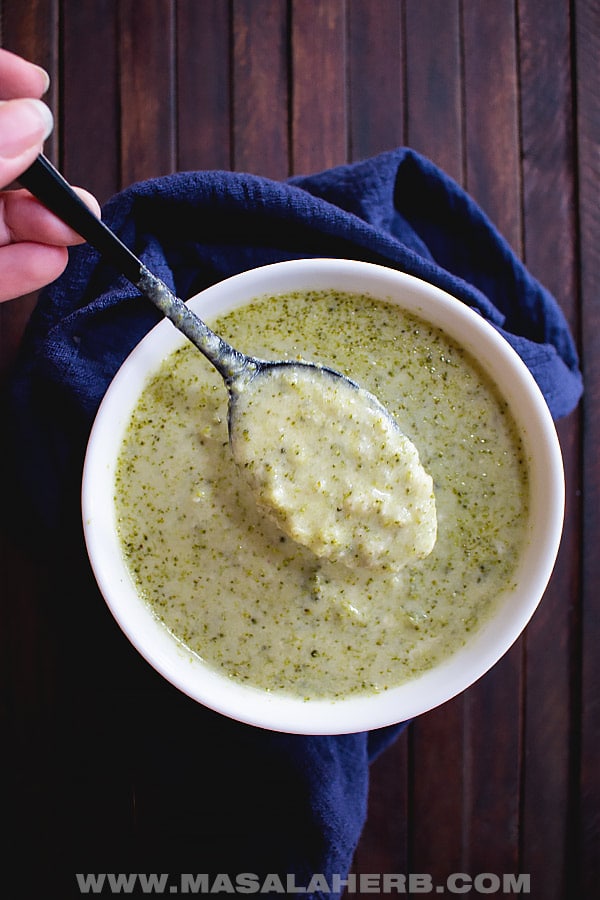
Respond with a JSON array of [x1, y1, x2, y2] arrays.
[[4, 148, 582, 895]]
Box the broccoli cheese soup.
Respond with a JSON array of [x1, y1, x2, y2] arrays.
[[229, 363, 437, 571], [115, 290, 530, 699]]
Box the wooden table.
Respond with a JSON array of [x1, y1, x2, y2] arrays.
[[1, 2, 597, 897]]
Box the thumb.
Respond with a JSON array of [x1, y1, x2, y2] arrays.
[[0, 98, 54, 187]]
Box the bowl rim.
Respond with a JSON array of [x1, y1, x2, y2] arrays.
[[82, 258, 565, 734]]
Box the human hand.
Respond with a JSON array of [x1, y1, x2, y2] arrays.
[[0, 48, 100, 302]]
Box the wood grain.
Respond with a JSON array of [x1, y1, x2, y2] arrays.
[[291, 0, 347, 174], [61, 0, 121, 202], [517, 3, 579, 896], [404, 0, 462, 183], [176, 0, 232, 173], [347, 0, 404, 162], [576, 0, 600, 894], [118, 0, 176, 186], [462, 0, 522, 252], [0, 1, 596, 893], [232, 0, 289, 178]]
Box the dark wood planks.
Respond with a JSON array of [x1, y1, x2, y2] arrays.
[[232, 0, 290, 178], [576, 0, 600, 895], [347, 0, 405, 163], [404, 0, 462, 182], [517, 2, 580, 897], [0, 1, 596, 893], [61, 0, 120, 202], [291, 0, 347, 174], [176, 0, 232, 173], [462, 0, 522, 250], [118, 0, 177, 186]]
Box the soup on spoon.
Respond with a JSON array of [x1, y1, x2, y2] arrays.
[[229, 362, 437, 570]]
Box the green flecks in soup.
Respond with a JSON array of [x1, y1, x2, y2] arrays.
[[229, 363, 437, 571], [114, 290, 530, 699]]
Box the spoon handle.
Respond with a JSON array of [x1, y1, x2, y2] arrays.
[[19, 154, 143, 285], [19, 155, 251, 383]]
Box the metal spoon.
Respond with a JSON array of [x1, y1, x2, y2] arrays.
[[20, 155, 436, 569], [19, 155, 346, 386]]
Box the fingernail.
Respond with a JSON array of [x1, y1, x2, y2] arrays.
[[0, 98, 54, 159], [34, 65, 51, 95]]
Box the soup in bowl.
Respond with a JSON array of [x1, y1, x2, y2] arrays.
[[82, 258, 564, 734]]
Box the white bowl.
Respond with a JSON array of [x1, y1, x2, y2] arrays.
[[82, 258, 564, 734]]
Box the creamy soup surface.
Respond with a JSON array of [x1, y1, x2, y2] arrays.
[[115, 290, 530, 699], [229, 363, 437, 571]]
